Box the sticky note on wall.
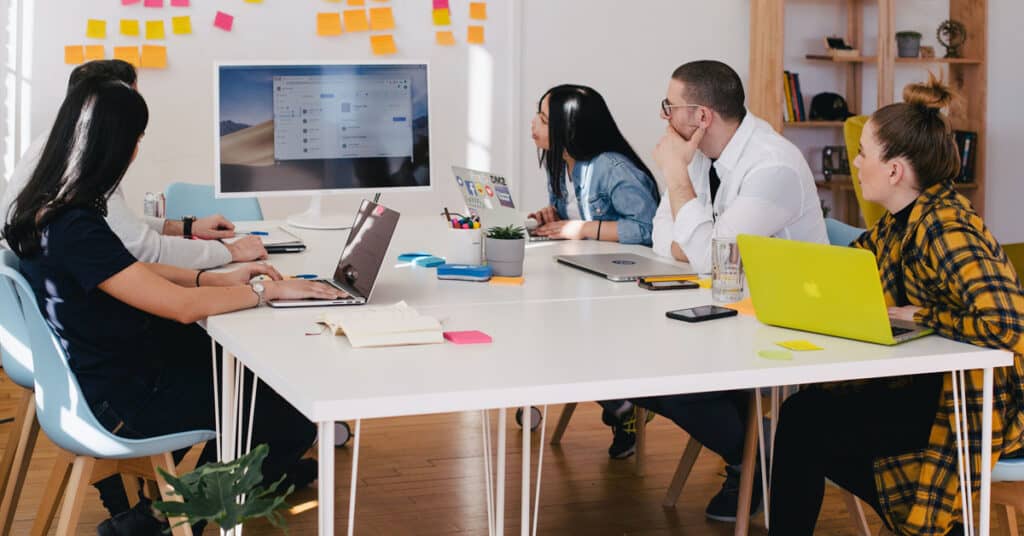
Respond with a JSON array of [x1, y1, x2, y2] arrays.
[[343, 10, 369, 32], [347, 0, 365, 5], [214, 11, 234, 31], [468, 25, 485, 44], [368, 7, 395, 30], [171, 16, 192, 35], [317, 13, 343, 36], [84, 45, 105, 60], [120, 19, 140, 36], [170, 0, 190, 6], [86, 19, 107, 39], [122, 0, 141, 5], [433, 0, 449, 9], [114, 46, 140, 67], [370, 34, 397, 55], [140, 45, 167, 69], [436, 31, 455, 46], [65, 45, 84, 65], [144, 0, 163, 7], [146, 20, 166, 40], [432, 9, 450, 26], [469, 2, 487, 20]]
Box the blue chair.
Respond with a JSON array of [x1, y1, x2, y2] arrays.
[[164, 182, 263, 221], [0, 251, 38, 533], [825, 217, 865, 247], [1, 265, 215, 536]]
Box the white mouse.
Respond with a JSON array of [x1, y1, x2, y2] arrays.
[[525, 217, 539, 230]]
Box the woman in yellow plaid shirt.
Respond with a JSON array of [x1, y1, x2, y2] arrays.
[[768, 75, 1024, 535]]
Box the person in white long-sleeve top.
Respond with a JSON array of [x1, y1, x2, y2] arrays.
[[0, 60, 267, 269], [650, 60, 827, 273], [637, 60, 827, 524]]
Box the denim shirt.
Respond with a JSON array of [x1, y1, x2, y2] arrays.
[[548, 152, 660, 245]]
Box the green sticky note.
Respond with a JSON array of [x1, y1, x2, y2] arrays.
[[776, 340, 823, 351], [758, 349, 793, 361]]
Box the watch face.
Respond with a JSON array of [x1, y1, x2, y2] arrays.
[[252, 282, 265, 292]]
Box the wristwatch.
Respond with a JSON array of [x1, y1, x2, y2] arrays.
[[250, 281, 266, 307], [182, 216, 196, 239]]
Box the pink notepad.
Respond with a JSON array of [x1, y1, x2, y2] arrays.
[[443, 331, 492, 345]]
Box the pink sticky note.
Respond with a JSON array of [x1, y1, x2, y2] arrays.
[[444, 331, 492, 345], [214, 11, 234, 31], [144, 0, 163, 7], [122, 0, 141, 5], [170, 0, 189, 6], [433, 0, 449, 9]]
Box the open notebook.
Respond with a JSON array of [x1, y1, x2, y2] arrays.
[[223, 226, 305, 253], [319, 302, 443, 348]]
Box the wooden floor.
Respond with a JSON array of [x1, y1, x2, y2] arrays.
[[1, 373, 1019, 535]]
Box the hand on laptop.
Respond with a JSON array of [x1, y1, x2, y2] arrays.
[[535, 219, 587, 240], [888, 305, 922, 323], [264, 280, 349, 301], [528, 206, 560, 226], [208, 262, 283, 287], [225, 236, 269, 262], [193, 214, 237, 240]]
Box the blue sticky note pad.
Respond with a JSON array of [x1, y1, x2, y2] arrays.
[[398, 252, 432, 262], [413, 256, 445, 267], [437, 264, 492, 281]]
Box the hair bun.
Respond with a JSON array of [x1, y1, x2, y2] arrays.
[[902, 71, 957, 111]]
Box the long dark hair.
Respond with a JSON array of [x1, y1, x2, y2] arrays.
[[537, 85, 656, 199], [3, 79, 148, 257]]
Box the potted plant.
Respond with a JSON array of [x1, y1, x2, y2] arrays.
[[484, 225, 526, 277], [896, 30, 923, 57], [153, 444, 294, 535]]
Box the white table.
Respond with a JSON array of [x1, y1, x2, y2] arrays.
[[208, 219, 1013, 536]]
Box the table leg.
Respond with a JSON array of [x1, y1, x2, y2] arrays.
[[496, 409, 506, 535], [735, 393, 759, 536], [319, 421, 336, 536], [482, 410, 495, 536], [980, 367, 994, 536], [521, 405, 530, 536], [219, 351, 239, 536]]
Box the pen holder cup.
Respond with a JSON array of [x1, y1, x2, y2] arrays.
[[446, 227, 483, 265]]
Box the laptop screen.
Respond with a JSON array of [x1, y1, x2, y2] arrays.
[[333, 200, 400, 298]]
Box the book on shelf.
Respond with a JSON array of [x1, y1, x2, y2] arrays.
[[953, 130, 977, 183], [783, 71, 794, 122], [782, 70, 807, 122], [319, 301, 444, 348]]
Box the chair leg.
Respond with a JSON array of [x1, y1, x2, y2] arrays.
[[733, 393, 759, 536], [122, 475, 142, 508], [662, 437, 703, 508], [1001, 504, 1020, 536], [55, 456, 95, 536], [31, 450, 74, 536], [0, 390, 39, 534], [0, 390, 30, 504], [549, 403, 576, 445], [634, 407, 648, 475], [842, 490, 872, 536], [151, 452, 194, 536]]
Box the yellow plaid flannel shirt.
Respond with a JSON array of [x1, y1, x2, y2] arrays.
[[851, 183, 1024, 535]]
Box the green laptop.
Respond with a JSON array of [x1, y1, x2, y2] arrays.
[[737, 234, 932, 345]]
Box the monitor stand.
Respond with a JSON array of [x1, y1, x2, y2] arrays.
[[286, 196, 353, 230]]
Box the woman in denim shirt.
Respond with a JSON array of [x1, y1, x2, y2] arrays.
[[528, 85, 660, 246]]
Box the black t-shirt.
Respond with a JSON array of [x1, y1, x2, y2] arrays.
[[18, 207, 161, 407]]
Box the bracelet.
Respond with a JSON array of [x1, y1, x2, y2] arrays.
[[195, 269, 207, 288], [597, 220, 603, 241]]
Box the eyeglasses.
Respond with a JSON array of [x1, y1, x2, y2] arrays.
[[661, 98, 700, 117]]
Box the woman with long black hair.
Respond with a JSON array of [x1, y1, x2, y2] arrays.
[[528, 84, 660, 246], [3, 78, 345, 535]]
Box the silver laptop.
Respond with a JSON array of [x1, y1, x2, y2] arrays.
[[555, 253, 696, 282], [269, 200, 400, 308], [451, 165, 562, 242]]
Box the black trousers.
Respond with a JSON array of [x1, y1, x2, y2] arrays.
[[768, 374, 944, 536], [92, 322, 316, 516], [635, 390, 750, 465]]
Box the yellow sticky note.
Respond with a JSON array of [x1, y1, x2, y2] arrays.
[[347, 0, 365, 5], [469, 2, 487, 20], [697, 278, 712, 289], [467, 25, 485, 44], [114, 46, 140, 67], [84, 45, 105, 61], [368, 7, 395, 30], [758, 349, 793, 361], [140, 45, 167, 69], [343, 9, 369, 32], [146, 20, 166, 40], [723, 297, 756, 316], [317, 13, 343, 36], [776, 340, 824, 351], [120, 19, 140, 37], [86, 19, 107, 39], [490, 276, 524, 286], [435, 30, 455, 45], [64, 45, 85, 65], [171, 16, 192, 35], [244, 0, 263, 3], [432, 8, 450, 26], [369, 34, 397, 55]]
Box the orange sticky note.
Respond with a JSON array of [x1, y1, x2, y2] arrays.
[[723, 297, 756, 317], [140, 45, 167, 69], [435, 30, 455, 45], [317, 13, 343, 36], [343, 9, 369, 32], [84, 45, 105, 60], [171, 15, 192, 35], [244, 0, 262, 3], [146, 20, 166, 40], [114, 46, 140, 67], [469, 2, 487, 20], [369, 34, 397, 55], [467, 25, 485, 44], [86, 19, 107, 39], [347, 0, 365, 5], [432, 8, 450, 26], [120, 19, 140, 36], [64, 45, 85, 65], [368, 7, 394, 30]]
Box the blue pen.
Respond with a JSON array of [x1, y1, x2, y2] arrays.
[[291, 273, 318, 279], [241, 231, 269, 236]]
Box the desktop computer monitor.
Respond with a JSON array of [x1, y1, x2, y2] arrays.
[[214, 61, 431, 228]]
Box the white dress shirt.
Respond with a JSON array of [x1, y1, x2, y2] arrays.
[[652, 112, 828, 273], [1, 136, 232, 269]]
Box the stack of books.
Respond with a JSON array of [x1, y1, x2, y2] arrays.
[[953, 130, 978, 183], [783, 71, 807, 122]]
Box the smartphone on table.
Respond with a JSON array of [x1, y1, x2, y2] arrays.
[[666, 305, 738, 323], [639, 279, 700, 291]]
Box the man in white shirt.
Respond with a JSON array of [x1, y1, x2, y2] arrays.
[[0, 60, 267, 269], [639, 61, 827, 524]]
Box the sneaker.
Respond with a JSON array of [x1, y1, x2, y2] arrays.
[[601, 405, 654, 460], [280, 457, 319, 490], [704, 464, 764, 523]]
